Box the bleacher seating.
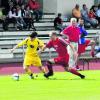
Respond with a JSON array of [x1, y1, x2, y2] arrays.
[[0, 13, 100, 64]]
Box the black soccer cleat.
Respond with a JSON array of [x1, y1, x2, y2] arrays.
[[80, 75, 85, 79], [44, 74, 49, 79], [44, 72, 54, 79], [30, 74, 34, 79]]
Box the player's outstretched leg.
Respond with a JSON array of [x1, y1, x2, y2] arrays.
[[65, 67, 85, 79], [23, 66, 34, 79], [44, 61, 54, 78]]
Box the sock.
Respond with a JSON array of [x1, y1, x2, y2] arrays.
[[76, 65, 80, 69], [47, 64, 53, 73], [69, 68, 81, 76]]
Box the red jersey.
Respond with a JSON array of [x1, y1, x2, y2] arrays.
[[46, 38, 69, 57], [62, 26, 80, 42], [28, 0, 40, 10]]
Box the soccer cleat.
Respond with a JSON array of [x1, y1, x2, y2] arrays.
[[29, 74, 34, 79], [76, 68, 82, 71], [44, 74, 49, 79], [80, 75, 85, 79], [44, 72, 53, 79]]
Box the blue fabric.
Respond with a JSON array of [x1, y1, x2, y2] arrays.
[[78, 25, 88, 44], [97, 48, 100, 53]]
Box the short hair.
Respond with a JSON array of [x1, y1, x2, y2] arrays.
[[30, 32, 38, 38], [75, 4, 79, 8], [49, 31, 57, 37], [83, 4, 86, 7], [58, 13, 62, 17], [78, 18, 84, 21], [70, 18, 77, 23]]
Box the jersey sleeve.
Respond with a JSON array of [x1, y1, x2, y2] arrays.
[[46, 40, 53, 48], [37, 39, 45, 47], [17, 38, 28, 47], [59, 37, 70, 46], [81, 28, 88, 36], [62, 26, 70, 36]]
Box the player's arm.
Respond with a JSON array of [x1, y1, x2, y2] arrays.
[[11, 38, 28, 53], [38, 40, 52, 54], [37, 39, 47, 54], [60, 28, 69, 39], [81, 28, 88, 36]]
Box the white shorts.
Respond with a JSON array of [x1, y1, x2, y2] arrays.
[[67, 42, 78, 68]]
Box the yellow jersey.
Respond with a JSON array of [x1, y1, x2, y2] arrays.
[[17, 37, 44, 56]]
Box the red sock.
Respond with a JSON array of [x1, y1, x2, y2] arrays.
[[69, 68, 81, 76]]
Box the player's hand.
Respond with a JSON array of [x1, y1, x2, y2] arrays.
[[10, 49, 14, 53]]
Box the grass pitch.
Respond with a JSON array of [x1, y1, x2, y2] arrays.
[[0, 70, 100, 100]]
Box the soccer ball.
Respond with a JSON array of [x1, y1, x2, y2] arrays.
[[12, 73, 19, 81]]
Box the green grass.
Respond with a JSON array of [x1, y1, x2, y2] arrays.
[[0, 70, 100, 100]]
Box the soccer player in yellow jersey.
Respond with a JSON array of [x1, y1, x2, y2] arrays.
[[11, 32, 46, 79]]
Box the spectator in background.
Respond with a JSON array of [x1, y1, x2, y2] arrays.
[[54, 13, 63, 32], [96, 5, 100, 25], [72, 4, 81, 20], [91, 5, 98, 14], [9, 0, 14, 10], [13, 0, 24, 7], [5, 7, 17, 30], [21, 5, 25, 17], [88, 8, 96, 19], [23, 6, 36, 30], [81, 4, 98, 28], [15, 6, 26, 30], [88, 8, 98, 27], [0, 8, 7, 30], [28, 0, 43, 21]]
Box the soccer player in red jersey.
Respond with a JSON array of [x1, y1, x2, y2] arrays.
[[40, 32, 85, 79], [60, 18, 81, 69]]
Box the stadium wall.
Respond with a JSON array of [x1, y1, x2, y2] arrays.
[[43, 0, 94, 15]]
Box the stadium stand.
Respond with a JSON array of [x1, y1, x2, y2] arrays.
[[0, 13, 100, 70]]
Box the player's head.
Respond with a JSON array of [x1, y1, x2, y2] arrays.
[[75, 4, 79, 9], [83, 4, 87, 10], [79, 18, 84, 26], [30, 31, 38, 40], [58, 13, 62, 18], [70, 18, 77, 26], [49, 32, 57, 40]]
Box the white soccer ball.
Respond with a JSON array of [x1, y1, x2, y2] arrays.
[[12, 73, 19, 81]]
